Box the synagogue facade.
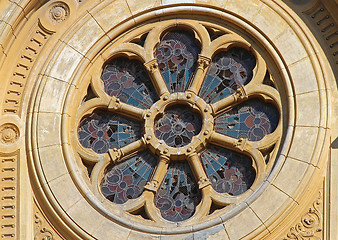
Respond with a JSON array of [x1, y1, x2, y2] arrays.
[[0, 0, 337, 239]]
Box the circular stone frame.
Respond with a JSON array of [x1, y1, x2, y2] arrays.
[[27, 1, 331, 239], [144, 92, 213, 160]]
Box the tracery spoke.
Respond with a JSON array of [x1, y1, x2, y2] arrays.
[[187, 55, 211, 95], [209, 132, 266, 178], [142, 27, 170, 97], [187, 153, 211, 190], [144, 59, 170, 97], [144, 156, 169, 192], [182, 154, 215, 221], [210, 87, 245, 116], [211, 83, 280, 117], [108, 138, 147, 164], [210, 131, 244, 152], [108, 96, 145, 121], [211, 81, 279, 117]]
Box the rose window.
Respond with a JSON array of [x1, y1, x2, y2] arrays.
[[75, 22, 281, 225]]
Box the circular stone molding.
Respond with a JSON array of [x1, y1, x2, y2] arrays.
[[0, 123, 19, 144], [67, 15, 283, 230], [27, 1, 330, 239], [49, 2, 69, 23], [144, 92, 213, 160]]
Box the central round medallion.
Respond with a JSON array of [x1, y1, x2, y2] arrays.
[[154, 104, 202, 147], [144, 92, 213, 159]]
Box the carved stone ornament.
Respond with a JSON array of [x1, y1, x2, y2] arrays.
[[34, 212, 54, 240], [282, 191, 323, 240], [49, 2, 69, 23], [0, 124, 19, 144], [197, 55, 211, 71]]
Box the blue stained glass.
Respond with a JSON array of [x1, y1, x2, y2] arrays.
[[101, 151, 157, 204], [214, 99, 279, 141], [199, 47, 256, 103], [101, 57, 158, 109], [154, 30, 200, 93], [78, 110, 142, 154], [200, 145, 255, 195], [155, 162, 201, 222]]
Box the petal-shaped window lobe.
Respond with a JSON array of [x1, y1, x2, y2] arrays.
[[154, 30, 200, 93], [154, 105, 202, 148], [200, 145, 255, 195], [101, 151, 157, 204], [155, 162, 201, 222], [78, 110, 142, 154], [214, 99, 279, 141], [101, 57, 158, 109], [199, 47, 256, 103]]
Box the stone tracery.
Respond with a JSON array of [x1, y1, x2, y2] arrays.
[[75, 23, 282, 223], [7, 0, 331, 237]]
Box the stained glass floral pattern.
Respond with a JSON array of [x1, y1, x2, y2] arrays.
[[200, 145, 255, 195], [101, 151, 157, 204], [101, 57, 158, 109], [154, 30, 200, 93], [77, 26, 281, 224], [78, 110, 142, 154], [155, 162, 201, 222], [154, 105, 202, 147], [214, 99, 279, 141], [199, 47, 256, 103]]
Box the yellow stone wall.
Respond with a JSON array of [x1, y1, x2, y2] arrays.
[[0, 0, 336, 239]]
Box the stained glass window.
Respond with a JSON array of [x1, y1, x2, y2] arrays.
[[101, 57, 158, 109], [76, 26, 281, 224], [154, 30, 200, 93], [78, 110, 142, 154], [101, 151, 157, 203], [154, 162, 201, 222], [214, 99, 279, 141], [200, 145, 255, 195], [199, 47, 256, 103], [154, 105, 202, 147]]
